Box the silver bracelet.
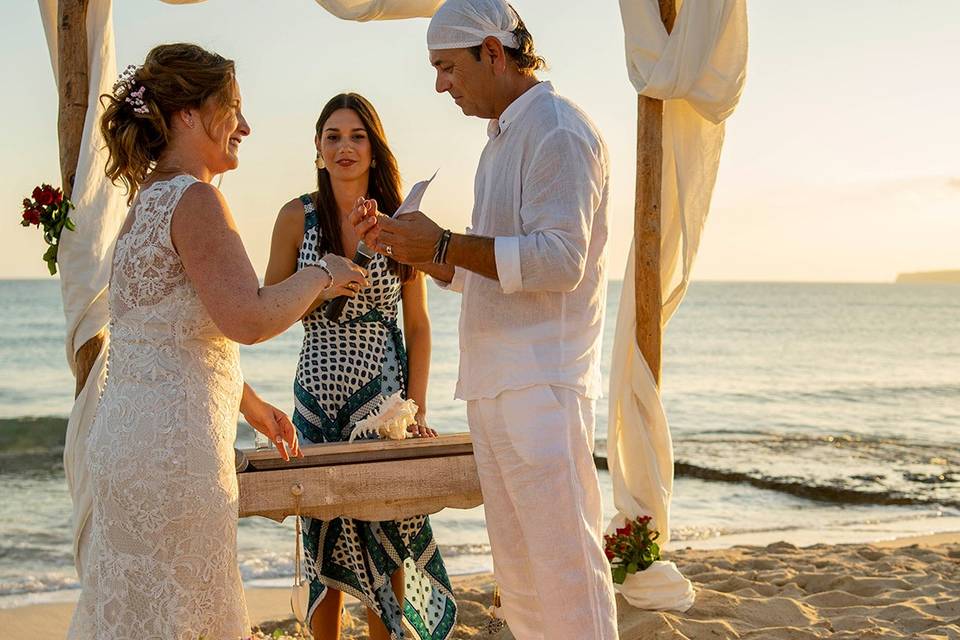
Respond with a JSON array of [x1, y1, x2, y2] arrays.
[[314, 259, 334, 292]]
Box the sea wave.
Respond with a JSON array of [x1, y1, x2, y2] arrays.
[[234, 542, 494, 584], [0, 416, 68, 455], [668, 508, 960, 543], [6, 416, 957, 510], [597, 432, 959, 509], [683, 382, 960, 407], [674, 461, 959, 509], [0, 573, 78, 597], [7, 509, 957, 599]]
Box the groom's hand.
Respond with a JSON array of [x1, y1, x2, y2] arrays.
[[375, 212, 443, 265]]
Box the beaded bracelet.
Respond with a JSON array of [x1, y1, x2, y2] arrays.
[[314, 259, 334, 292]]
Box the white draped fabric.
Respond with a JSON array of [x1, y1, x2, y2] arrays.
[[39, 0, 442, 579], [39, 0, 126, 577], [163, 0, 441, 20], [314, 0, 441, 21], [606, 0, 747, 611]]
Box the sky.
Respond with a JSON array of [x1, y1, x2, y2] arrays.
[[1, 1, 958, 282]]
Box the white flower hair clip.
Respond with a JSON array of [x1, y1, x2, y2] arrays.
[[113, 64, 149, 115], [126, 85, 149, 115]]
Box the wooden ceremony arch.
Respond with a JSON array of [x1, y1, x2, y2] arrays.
[[53, 0, 675, 522]]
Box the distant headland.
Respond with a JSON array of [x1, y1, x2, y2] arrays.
[[896, 270, 960, 284]]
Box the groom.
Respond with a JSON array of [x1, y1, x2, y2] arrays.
[[353, 0, 617, 637]]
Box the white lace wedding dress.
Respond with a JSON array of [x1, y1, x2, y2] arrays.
[[68, 175, 251, 639]]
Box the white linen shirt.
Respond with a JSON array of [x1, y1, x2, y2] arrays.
[[443, 81, 610, 401]]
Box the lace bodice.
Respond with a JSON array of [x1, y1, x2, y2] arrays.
[[68, 175, 250, 639], [108, 175, 238, 382]]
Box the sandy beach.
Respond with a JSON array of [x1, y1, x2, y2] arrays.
[[2, 532, 956, 640]]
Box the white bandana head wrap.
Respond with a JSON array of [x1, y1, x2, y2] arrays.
[[427, 0, 520, 51]]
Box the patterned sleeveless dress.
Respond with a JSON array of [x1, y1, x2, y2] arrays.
[[292, 194, 457, 640]]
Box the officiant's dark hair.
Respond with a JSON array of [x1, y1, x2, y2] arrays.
[[314, 93, 413, 283]]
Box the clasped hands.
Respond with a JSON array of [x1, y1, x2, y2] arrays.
[[349, 197, 443, 266]]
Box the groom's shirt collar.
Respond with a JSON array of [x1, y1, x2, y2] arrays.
[[487, 81, 553, 140]]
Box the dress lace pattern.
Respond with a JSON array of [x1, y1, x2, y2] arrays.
[[67, 175, 251, 639]]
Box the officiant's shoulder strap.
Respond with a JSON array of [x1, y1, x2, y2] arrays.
[[299, 194, 318, 231]]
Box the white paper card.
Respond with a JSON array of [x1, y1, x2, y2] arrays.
[[393, 170, 438, 217]]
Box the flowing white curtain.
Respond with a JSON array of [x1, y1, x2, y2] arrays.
[[606, 0, 747, 610], [39, 0, 126, 577], [163, 0, 441, 20], [314, 0, 441, 21]]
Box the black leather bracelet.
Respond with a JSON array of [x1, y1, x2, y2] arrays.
[[433, 229, 452, 264], [439, 231, 451, 264]]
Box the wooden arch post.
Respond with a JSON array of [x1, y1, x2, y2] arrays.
[[634, 0, 676, 388], [57, 0, 105, 397]]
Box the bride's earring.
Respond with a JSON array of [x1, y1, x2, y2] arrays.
[[370, 158, 377, 168], [315, 153, 325, 170]]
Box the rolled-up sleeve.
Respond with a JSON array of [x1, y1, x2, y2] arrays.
[[494, 236, 522, 294], [507, 128, 604, 293], [432, 265, 467, 293], [432, 226, 471, 293]]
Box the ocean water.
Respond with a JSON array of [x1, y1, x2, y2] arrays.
[[1, 279, 958, 607]]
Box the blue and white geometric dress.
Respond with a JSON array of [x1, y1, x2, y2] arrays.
[[292, 193, 457, 640]]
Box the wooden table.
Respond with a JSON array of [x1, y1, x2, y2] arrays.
[[236, 433, 483, 522]]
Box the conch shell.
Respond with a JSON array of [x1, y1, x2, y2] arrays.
[[348, 392, 419, 442]]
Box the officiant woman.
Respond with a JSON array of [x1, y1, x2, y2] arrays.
[[264, 92, 457, 640]]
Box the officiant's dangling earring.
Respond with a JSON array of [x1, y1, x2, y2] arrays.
[[370, 158, 377, 168], [315, 152, 325, 170]]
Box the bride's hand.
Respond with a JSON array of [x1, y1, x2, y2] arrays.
[[242, 396, 302, 461], [317, 253, 370, 301], [407, 412, 438, 438]]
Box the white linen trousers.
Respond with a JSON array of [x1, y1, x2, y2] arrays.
[[467, 385, 618, 639]]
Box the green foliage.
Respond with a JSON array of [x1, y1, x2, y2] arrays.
[[603, 515, 662, 585], [19, 184, 75, 276]]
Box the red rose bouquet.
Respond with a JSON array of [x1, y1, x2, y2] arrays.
[[604, 515, 661, 584], [20, 184, 75, 275]]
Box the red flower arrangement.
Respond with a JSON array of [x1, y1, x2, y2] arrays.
[[20, 183, 75, 275], [604, 515, 661, 584]]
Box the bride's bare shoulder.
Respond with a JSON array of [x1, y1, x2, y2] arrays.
[[169, 183, 237, 256], [177, 181, 229, 217]]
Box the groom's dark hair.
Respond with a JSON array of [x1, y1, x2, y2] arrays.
[[468, 5, 546, 73]]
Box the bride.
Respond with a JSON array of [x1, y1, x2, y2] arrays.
[[67, 43, 368, 639]]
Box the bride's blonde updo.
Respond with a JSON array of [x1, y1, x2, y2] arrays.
[[99, 43, 236, 201]]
